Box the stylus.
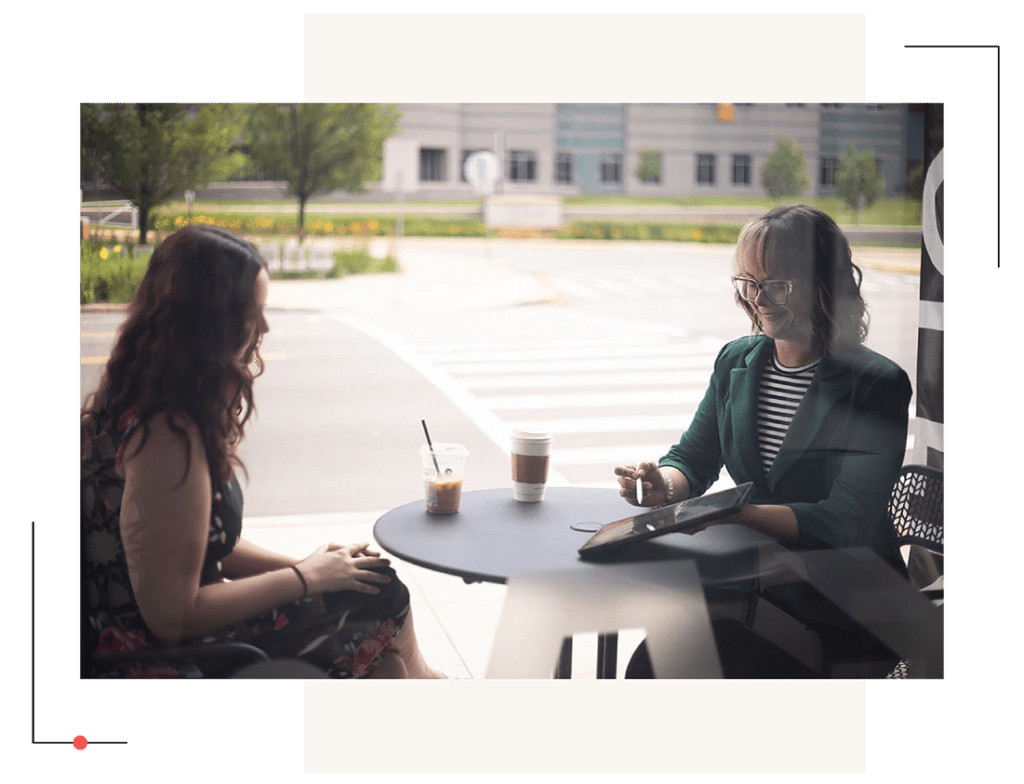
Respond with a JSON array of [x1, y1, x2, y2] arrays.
[[636, 460, 644, 504]]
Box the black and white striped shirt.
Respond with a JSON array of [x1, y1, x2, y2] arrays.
[[757, 351, 820, 473]]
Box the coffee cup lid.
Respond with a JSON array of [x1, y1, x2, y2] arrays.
[[511, 428, 552, 441]]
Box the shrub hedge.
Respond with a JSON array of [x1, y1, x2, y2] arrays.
[[146, 209, 748, 245], [80, 240, 150, 304], [81, 240, 400, 303]]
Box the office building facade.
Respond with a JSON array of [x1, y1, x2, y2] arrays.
[[385, 103, 922, 200]]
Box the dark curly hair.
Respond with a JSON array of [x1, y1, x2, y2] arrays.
[[733, 204, 869, 353], [82, 224, 269, 486]]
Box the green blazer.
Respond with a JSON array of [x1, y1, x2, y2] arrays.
[[660, 336, 911, 575]]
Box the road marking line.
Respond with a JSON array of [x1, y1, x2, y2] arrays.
[[439, 355, 717, 375], [508, 414, 691, 435], [414, 335, 677, 353], [331, 313, 571, 487], [461, 369, 711, 390], [481, 388, 706, 410], [423, 344, 717, 363], [551, 277, 602, 300], [553, 444, 683, 466]]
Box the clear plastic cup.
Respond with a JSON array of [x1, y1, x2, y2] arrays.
[[420, 443, 469, 514]]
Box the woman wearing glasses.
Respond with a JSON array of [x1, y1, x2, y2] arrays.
[[615, 204, 911, 677]]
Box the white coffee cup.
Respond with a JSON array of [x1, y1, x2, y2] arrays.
[[510, 428, 553, 502]]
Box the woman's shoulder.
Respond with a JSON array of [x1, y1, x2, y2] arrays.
[[118, 409, 207, 483], [716, 335, 771, 367], [826, 344, 909, 383]]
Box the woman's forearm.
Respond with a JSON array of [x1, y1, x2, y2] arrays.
[[162, 566, 308, 642], [732, 503, 800, 542], [220, 537, 299, 579]]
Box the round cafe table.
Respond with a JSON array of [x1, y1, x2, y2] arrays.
[[373, 486, 767, 678], [372, 486, 766, 585]]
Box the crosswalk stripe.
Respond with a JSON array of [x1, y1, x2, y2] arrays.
[[418, 335, 678, 353], [481, 388, 707, 410], [425, 344, 718, 363], [442, 355, 718, 375], [553, 444, 680, 467], [551, 277, 602, 300], [586, 277, 651, 298], [628, 275, 672, 293], [509, 414, 690, 435], [461, 369, 711, 390]]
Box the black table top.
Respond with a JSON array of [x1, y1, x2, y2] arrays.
[[372, 486, 770, 585]]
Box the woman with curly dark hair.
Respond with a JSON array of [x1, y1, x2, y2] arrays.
[[614, 204, 912, 678], [82, 224, 441, 678]]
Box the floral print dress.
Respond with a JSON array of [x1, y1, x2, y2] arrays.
[[82, 405, 409, 678]]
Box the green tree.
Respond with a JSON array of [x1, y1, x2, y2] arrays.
[[761, 138, 809, 200], [81, 104, 247, 244], [636, 149, 661, 183], [245, 104, 401, 232], [837, 143, 886, 221]]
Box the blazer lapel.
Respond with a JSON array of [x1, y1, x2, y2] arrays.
[[766, 354, 849, 488], [727, 338, 773, 486]]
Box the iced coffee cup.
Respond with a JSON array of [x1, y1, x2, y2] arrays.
[[510, 428, 553, 502], [420, 443, 469, 514]]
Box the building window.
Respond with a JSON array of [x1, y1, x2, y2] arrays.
[[637, 150, 661, 184], [508, 150, 536, 182], [600, 153, 623, 183], [555, 152, 573, 184], [820, 156, 838, 187], [696, 154, 716, 184], [731, 154, 751, 185], [460, 149, 482, 182], [419, 148, 446, 182]]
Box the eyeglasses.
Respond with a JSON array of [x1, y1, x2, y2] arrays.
[[731, 276, 795, 306]]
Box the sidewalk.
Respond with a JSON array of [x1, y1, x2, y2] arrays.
[[264, 237, 560, 313]]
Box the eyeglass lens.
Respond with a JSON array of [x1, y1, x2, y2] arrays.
[[734, 278, 790, 305]]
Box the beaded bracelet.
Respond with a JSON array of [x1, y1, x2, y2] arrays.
[[655, 468, 675, 508], [290, 564, 309, 599]]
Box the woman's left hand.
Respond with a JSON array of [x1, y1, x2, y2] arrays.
[[329, 542, 382, 558]]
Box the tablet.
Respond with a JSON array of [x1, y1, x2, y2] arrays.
[[577, 482, 755, 558]]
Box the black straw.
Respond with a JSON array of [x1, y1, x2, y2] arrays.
[[421, 419, 441, 473]]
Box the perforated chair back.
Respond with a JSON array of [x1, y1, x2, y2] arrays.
[[888, 464, 943, 555], [885, 464, 944, 679]]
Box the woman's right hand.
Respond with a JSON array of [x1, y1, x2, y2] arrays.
[[295, 542, 393, 595], [614, 461, 670, 507]]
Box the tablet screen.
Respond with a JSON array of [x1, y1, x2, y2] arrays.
[[579, 483, 754, 554]]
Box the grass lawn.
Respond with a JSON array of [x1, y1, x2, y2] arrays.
[[160, 194, 920, 227]]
